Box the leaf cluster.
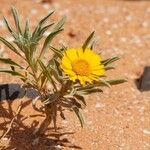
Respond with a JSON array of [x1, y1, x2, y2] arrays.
[[0, 8, 126, 128]]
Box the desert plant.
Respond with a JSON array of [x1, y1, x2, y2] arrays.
[[0, 7, 126, 135]]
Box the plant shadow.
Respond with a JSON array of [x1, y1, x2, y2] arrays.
[[0, 83, 38, 101], [1, 126, 82, 149], [0, 83, 82, 149]]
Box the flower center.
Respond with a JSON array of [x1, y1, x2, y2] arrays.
[[72, 59, 90, 76]]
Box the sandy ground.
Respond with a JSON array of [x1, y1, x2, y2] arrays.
[[0, 0, 150, 149]]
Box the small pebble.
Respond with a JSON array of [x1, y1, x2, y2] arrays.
[[31, 9, 38, 15], [106, 30, 112, 36], [0, 20, 5, 28], [103, 17, 109, 23], [43, 3, 50, 9], [126, 15, 132, 21], [95, 102, 105, 108], [120, 37, 127, 42], [143, 129, 150, 135], [146, 7, 150, 13], [112, 23, 118, 29], [142, 21, 148, 28]]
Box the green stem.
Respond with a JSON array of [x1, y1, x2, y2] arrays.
[[35, 105, 52, 135]]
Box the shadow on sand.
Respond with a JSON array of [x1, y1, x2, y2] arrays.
[[0, 83, 82, 150]]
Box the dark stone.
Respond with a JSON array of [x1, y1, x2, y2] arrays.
[[140, 66, 150, 91]]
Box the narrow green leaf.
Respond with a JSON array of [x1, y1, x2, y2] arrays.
[[39, 11, 54, 26], [53, 16, 66, 32], [24, 19, 30, 39], [102, 57, 119, 66], [0, 37, 23, 58], [3, 17, 14, 34], [70, 98, 82, 108], [76, 85, 94, 91], [32, 25, 40, 40], [107, 79, 127, 85], [105, 66, 115, 71], [82, 31, 95, 51], [50, 46, 63, 58], [38, 59, 57, 91], [11, 7, 22, 34], [0, 69, 24, 77], [39, 23, 54, 36], [92, 79, 127, 87], [0, 58, 22, 68], [72, 107, 84, 128], [50, 66, 63, 83], [53, 58, 62, 76], [39, 29, 63, 58], [31, 11, 54, 40], [74, 94, 86, 106], [79, 88, 103, 95], [98, 79, 111, 87]]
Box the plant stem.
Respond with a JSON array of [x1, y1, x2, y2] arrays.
[[35, 105, 52, 135]]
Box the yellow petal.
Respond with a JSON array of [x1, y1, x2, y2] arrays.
[[92, 64, 104, 70], [84, 49, 101, 66], [92, 69, 105, 76], [61, 57, 72, 70], [65, 49, 78, 62], [70, 75, 78, 82], [83, 76, 93, 83], [77, 48, 84, 58], [89, 74, 99, 81], [78, 75, 85, 85], [63, 69, 76, 76]]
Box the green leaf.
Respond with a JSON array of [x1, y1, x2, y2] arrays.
[[76, 84, 95, 91], [39, 11, 54, 26], [50, 46, 63, 58], [24, 19, 30, 39], [3, 17, 14, 35], [71, 98, 82, 108], [39, 29, 63, 58], [0, 58, 22, 68], [0, 69, 24, 77], [11, 7, 22, 34], [38, 59, 57, 91], [50, 66, 63, 83], [91, 79, 127, 87], [80, 88, 103, 95], [72, 107, 84, 128], [102, 57, 119, 66], [98, 79, 111, 87], [31, 11, 54, 41], [0, 37, 23, 58], [53, 16, 66, 32], [74, 95, 86, 106], [39, 23, 54, 36], [53, 58, 62, 76], [105, 66, 115, 71], [82, 31, 95, 51], [107, 79, 127, 85]]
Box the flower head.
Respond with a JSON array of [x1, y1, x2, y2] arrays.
[[61, 48, 105, 85]]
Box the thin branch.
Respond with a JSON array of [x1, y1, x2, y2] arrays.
[[0, 101, 23, 140]]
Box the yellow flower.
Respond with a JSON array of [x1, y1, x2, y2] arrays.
[[61, 48, 105, 85]]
